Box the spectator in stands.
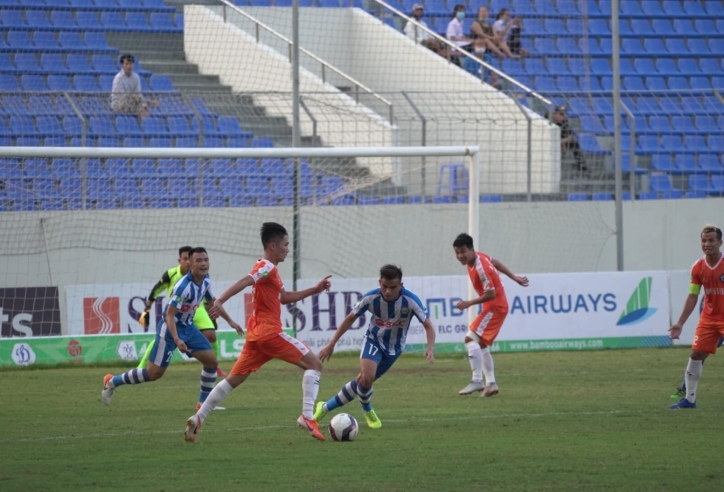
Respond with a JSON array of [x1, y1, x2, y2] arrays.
[[405, 4, 433, 45], [111, 54, 158, 118], [470, 6, 506, 59], [505, 14, 529, 57], [552, 105, 587, 171], [446, 4, 472, 65], [491, 9, 520, 59]]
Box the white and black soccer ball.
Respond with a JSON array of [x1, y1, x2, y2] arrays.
[[328, 413, 359, 442]]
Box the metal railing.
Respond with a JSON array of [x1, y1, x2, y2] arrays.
[[373, 0, 552, 112], [219, 0, 394, 124]]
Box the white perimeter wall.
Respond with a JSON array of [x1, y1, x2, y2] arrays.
[[183, 5, 394, 177], [220, 6, 560, 194], [1, 198, 722, 289]]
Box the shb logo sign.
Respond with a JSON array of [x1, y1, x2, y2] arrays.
[[12, 343, 36, 366], [616, 277, 658, 326]]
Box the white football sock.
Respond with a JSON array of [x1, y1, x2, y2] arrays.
[[466, 341, 483, 383], [480, 347, 496, 385], [685, 358, 703, 403], [197, 379, 232, 423], [302, 369, 321, 420]]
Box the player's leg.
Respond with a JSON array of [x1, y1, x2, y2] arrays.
[[315, 338, 381, 421], [101, 330, 172, 405], [459, 310, 489, 395], [187, 327, 219, 409], [478, 309, 506, 397], [136, 337, 155, 369], [185, 341, 266, 442], [669, 322, 719, 409], [357, 350, 398, 429], [670, 334, 721, 399], [195, 306, 227, 377]]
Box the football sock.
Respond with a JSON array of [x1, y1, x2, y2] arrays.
[[302, 369, 321, 420], [111, 368, 148, 388], [685, 358, 703, 403], [199, 367, 216, 404], [324, 379, 358, 412], [681, 358, 706, 391], [466, 341, 483, 383], [480, 347, 496, 385], [358, 384, 373, 412], [136, 338, 153, 369], [211, 340, 220, 360], [198, 379, 232, 423]]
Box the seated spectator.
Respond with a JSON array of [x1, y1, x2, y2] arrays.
[[111, 54, 158, 118], [552, 105, 587, 171], [506, 15, 529, 57], [404, 4, 434, 46], [470, 6, 506, 59], [446, 4, 472, 65], [491, 9, 520, 59]]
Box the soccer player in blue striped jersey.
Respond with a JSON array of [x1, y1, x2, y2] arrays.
[[314, 264, 435, 429], [101, 247, 242, 408]]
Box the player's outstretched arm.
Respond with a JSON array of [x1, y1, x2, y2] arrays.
[[209, 276, 255, 319], [318, 311, 355, 362], [491, 259, 529, 287], [456, 289, 496, 310], [669, 293, 699, 339], [210, 301, 244, 336], [165, 305, 187, 353], [279, 275, 332, 305], [421, 318, 436, 364]]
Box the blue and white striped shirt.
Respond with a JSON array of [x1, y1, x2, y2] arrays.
[[353, 287, 428, 356], [164, 272, 214, 328]]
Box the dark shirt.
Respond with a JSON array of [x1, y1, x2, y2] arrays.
[[556, 118, 574, 139], [472, 18, 494, 38]]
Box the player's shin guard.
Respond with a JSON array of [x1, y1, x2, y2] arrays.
[[302, 370, 321, 420], [480, 347, 496, 384], [111, 368, 149, 388], [199, 367, 216, 404], [198, 379, 232, 423], [325, 379, 358, 412], [358, 384, 373, 412], [466, 341, 484, 383], [685, 358, 703, 403]]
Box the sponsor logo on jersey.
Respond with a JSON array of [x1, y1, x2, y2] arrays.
[[375, 319, 407, 328]]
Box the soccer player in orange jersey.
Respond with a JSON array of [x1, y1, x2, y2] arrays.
[[668, 224, 724, 410], [453, 233, 528, 397], [184, 222, 332, 442]]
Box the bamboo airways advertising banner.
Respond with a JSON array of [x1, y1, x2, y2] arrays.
[[48, 271, 674, 369]]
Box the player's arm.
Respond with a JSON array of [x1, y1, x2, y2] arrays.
[[421, 317, 436, 364], [279, 275, 332, 304], [208, 276, 255, 319], [164, 305, 187, 353], [139, 270, 172, 329], [456, 289, 496, 310], [206, 299, 244, 336], [491, 258, 529, 287], [669, 287, 700, 340], [318, 311, 357, 362]]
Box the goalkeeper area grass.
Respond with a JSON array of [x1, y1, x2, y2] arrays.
[[1, 348, 723, 492]]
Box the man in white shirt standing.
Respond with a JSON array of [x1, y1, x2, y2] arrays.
[[111, 54, 158, 118]]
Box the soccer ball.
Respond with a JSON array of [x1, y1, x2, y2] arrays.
[[328, 413, 359, 442]]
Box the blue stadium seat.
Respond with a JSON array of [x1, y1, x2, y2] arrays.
[[22, 75, 48, 91], [623, 76, 645, 91], [581, 115, 606, 134], [23, 158, 50, 178], [84, 33, 111, 50], [58, 32, 84, 50], [115, 116, 143, 137], [637, 135, 659, 153], [683, 0, 705, 14], [669, 76, 691, 91], [118, 0, 142, 7], [46, 0, 70, 5], [684, 135, 707, 151], [682, 96, 705, 115], [33, 179, 59, 198], [693, 18, 716, 35], [716, 19, 724, 34], [652, 155, 675, 172], [92, 54, 116, 73], [662, 135, 683, 152], [0, 159, 22, 179], [685, 191, 707, 198], [252, 137, 273, 148], [90, 116, 116, 136], [620, 0, 642, 15], [710, 176, 724, 196], [592, 193, 612, 201], [167, 116, 194, 136], [694, 115, 717, 132], [648, 116, 671, 134], [709, 136, 724, 152], [150, 13, 174, 30], [142, 116, 167, 135], [41, 54, 70, 72], [557, 76, 579, 92], [633, 58, 656, 76], [142, 178, 171, 198], [15, 54, 42, 72], [67, 54, 94, 73], [62, 115, 82, 134], [631, 19, 654, 35], [650, 174, 678, 193], [567, 19, 584, 36], [98, 75, 114, 92], [175, 137, 197, 147], [623, 38, 645, 55], [0, 54, 16, 73], [34, 32, 60, 49], [158, 159, 184, 177], [174, 13, 183, 29], [1, 10, 26, 28], [535, 76, 556, 92], [52, 159, 79, 178], [115, 178, 143, 199], [126, 13, 152, 31], [533, 38, 556, 55], [638, 191, 659, 200], [688, 175, 711, 192], [567, 193, 589, 201], [26, 11, 51, 28], [663, 0, 684, 15], [579, 133, 609, 153], [202, 137, 223, 148], [642, 38, 666, 55], [655, 59, 679, 75], [101, 12, 126, 30], [44, 136, 66, 146], [122, 137, 143, 148], [706, 1, 724, 15], [671, 115, 692, 133], [583, 38, 602, 55], [661, 190, 684, 199], [50, 11, 75, 28], [557, 38, 580, 55], [4, 179, 31, 199], [206, 158, 235, 177], [588, 19, 610, 36], [47, 75, 72, 91], [644, 76, 665, 91], [673, 19, 696, 36], [76, 12, 101, 29], [74, 75, 100, 92], [7, 31, 33, 49], [37, 115, 63, 135], [699, 155, 723, 172], [666, 39, 689, 55], [105, 158, 131, 177], [641, 1, 664, 15], [678, 59, 701, 75], [688, 39, 710, 54], [567, 59, 587, 76], [150, 75, 174, 91], [590, 59, 611, 75]]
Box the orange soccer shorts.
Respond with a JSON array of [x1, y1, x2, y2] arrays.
[[231, 331, 311, 375], [692, 320, 724, 354], [470, 306, 509, 347]]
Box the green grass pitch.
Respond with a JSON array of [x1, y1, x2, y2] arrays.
[[1, 348, 724, 491]]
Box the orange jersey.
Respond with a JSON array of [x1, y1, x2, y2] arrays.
[[467, 251, 508, 310], [246, 259, 284, 341], [690, 254, 724, 322]]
